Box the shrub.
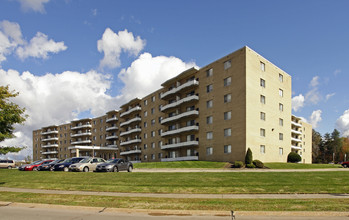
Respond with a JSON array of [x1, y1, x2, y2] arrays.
[[253, 160, 264, 168], [246, 163, 255, 168], [234, 161, 244, 168], [245, 148, 253, 165], [287, 152, 301, 163]]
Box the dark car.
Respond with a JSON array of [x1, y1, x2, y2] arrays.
[[95, 158, 133, 172], [23, 160, 54, 171], [341, 161, 349, 168], [52, 157, 86, 172], [38, 159, 64, 171]]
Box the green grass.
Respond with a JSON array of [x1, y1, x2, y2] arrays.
[[133, 161, 229, 169], [0, 192, 348, 211], [1, 169, 349, 194], [265, 163, 342, 169]]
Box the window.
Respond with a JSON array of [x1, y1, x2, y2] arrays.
[[224, 77, 231, 86], [260, 78, 265, 88], [158, 129, 162, 135], [151, 96, 155, 102], [224, 94, 231, 103], [207, 100, 213, 108], [151, 119, 155, 125], [279, 133, 283, 140], [144, 111, 147, 117], [144, 144, 147, 150], [144, 133, 147, 139], [260, 62, 265, 71], [144, 122, 147, 128], [158, 153, 162, 159], [206, 84, 213, 93], [158, 117, 162, 123], [206, 116, 213, 124], [260, 145, 265, 154], [260, 112, 266, 121], [206, 147, 213, 155], [151, 131, 155, 137], [158, 141, 162, 148], [206, 132, 213, 140], [279, 103, 283, 111], [224, 60, 231, 70], [206, 68, 213, 77], [279, 89, 283, 97], [100, 135, 103, 140], [151, 108, 155, 114], [260, 128, 265, 137], [224, 128, 231, 137], [260, 95, 265, 104], [224, 111, 231, 120], [159, 105, 162, 111], [144, 100, 148, 106], [279, 147, 283, 155], [224, 145, 231, 154], [151, 142, 155, 148], [279, 118, 283, 126], [279, 74, 283, 82], [144, 155, 148, 160]]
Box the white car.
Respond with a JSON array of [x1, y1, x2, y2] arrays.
[[68, 157, 105, 172]]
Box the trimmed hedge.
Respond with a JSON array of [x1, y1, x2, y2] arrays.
[[253, 160, 264, 168], [245, 148, 253, 165], [287, 152, 302, 163], [234, 161, 244, 168]]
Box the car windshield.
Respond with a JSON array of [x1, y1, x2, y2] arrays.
[[32, 160, 43, 165], [63, 158, 72, 163], [79, 158, 91, 163], [106, 159, 119, 163]]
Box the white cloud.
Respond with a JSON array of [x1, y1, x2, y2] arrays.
[[305, 76, 321, 105], [325, 93, 335, 101], [334, 69, 341, 76], [16, 32, 67, 60], [97, 28, 145, 69], [292, 94, 305, 112], [92, 9, 97, 16], [118, 52, 197, 102], [336, 110, 349, 137], [17, 0, 50, 13], [309, 110, 322, 128], [309, 76, 319, 87], [0, 20, 24, 64]]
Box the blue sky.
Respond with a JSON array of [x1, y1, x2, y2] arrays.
[[1, 0, 349, 159]]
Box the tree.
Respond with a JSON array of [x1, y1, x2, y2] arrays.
[[0, 85, 27, 155], [312, 129, 322, 163], [245, 148, 253, 165], [341, 137, 349, 162]]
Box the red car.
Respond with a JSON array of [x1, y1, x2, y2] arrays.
[[24, 160, 54, 171], [341, 161, 349, 168]]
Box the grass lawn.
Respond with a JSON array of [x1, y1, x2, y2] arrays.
[[265, 163, 342, 169], [1, 169, 349, 194], [133, 161, 229, 169], [0, 192, 348, 211]]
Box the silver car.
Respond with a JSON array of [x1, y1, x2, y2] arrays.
[[69, 157, 105, 172]]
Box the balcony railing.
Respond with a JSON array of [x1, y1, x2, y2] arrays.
[[120, 106, 141, 118], [106, 117, 118, 122], [120, 117, 142, 127], [42, 151, 58, 155], [291, 145, 302, 150], [161, 141, 199, 150], [42, 137, 59, 142], [161, 125, 199, 137], [161, 156, 198, 162], [160, 80, 199, 99], [291, 129, 302, 135], [42, 144, 59, 148], [105, 145, 118, 149], [161, 110, 199, 124], [41, 130, 58, 135], [120, 149, 142, 155], [120, 128, 142, 137], [120, 138, 142, 146], [161, 95, 199, 112], [71, 132, 92, 137], [106, 126, 118, 131], [106, 135, 118, 140], [291, 121, 302, 128], [291, 137, 302, 143], [71, 124, 92, 130], [71, 140, 91, 145]]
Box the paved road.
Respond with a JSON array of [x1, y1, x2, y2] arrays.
[[1, 202, 349, 220], [1, 187, 348, 199]]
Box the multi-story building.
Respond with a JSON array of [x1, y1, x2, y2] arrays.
[[33, 46, 312, 163]]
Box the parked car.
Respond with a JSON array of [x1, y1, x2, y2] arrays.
[[341, 161, 349, 168], [24, 160, 54, 171], [69, 157, 106, 172], [95, 158, 133, 172], [38, 159, 64, 171], [0, 160, 16, 169], [52, 157, 87, 171]]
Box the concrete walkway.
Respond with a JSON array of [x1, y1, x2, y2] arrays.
[[1, 187, 348, 199]]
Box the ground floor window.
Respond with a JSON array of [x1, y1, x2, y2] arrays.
[[206, 147, 213, 155], [224, 145, 231, 154], [279, 147, 283, 155], [260, 145, 265, 154]]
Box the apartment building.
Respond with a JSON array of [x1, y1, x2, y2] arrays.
[[33, 46, 312, 163]]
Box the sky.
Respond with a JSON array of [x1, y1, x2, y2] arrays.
[[1, 0, 349, 160]]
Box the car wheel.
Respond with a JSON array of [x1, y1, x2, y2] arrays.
[[7, 166, 12, 169], [127, 166, 133, 172], [64, 167, 69, 172], [33, 167, 37, 171], [83, 167, 89, 172], [50, 167, 54, 171], [113, 166, 118, 172], [344, 164, 347, 168]]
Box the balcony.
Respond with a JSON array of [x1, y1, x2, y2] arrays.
[[106, 135, 118, 140], [120, 149, 142, 155], [106, 126, 118, 131], [291, 137, 302, 143], [42, 151, 58, 155], [41, 130, 58, 135], [161, 95, 199, 112], [161, 110, 199, 124], [291, 121, 302, 128], [291, 145, 302, 150], [120, 138, 142, 146], [161, 156, 198, 162], [120, 117, 142, 127], [161, 141, 199, 150], [161, 80, 199, 99], [291, 129, 302, 135], [71, 140, 91, 145], [71, 132, 92, 137], [71, 124, 92, 130], [106, 117, 118, 122], [120, 128, 142, 137], [42, 144, 58, 148], [42, 137, 58, 142], [105, 145, 118, 149], [120, 106, 141, 118], [161, 125, 199, 137]]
